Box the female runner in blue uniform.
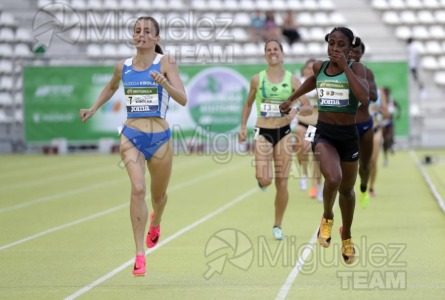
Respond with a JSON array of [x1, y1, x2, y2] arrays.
[[80, 16, 187, 276]]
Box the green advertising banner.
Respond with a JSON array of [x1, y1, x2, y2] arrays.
[[23, 61, 408, 143]]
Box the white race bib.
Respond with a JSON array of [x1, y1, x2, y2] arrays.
[[304, 125, 317, 142], [125, 87, 159, 113]]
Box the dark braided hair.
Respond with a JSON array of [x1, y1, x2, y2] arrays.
[[324, 27, 361, 48], [134, 16, 163, 54]]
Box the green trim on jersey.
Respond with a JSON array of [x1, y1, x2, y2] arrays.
[[255, 70, 293, 118], [316, 61, 359, 114]]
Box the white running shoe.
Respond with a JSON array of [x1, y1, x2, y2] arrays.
[[299, 177, 308, 190], [273, 226, 284, 240]]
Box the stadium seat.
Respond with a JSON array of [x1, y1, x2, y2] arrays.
[[0, 12, 17, 28], [382, 11, 401, 25], [437, 55, 445, 68], [14, 44, 32, 58], [424, 40, 442, 54], [421, 55, 438, 70], [310, 27, 326, 41], [243, 43, 260, 57], [231, 28, 249, 42], [424, 0, 440, 9], [13, 91, 22, 107], [70, 0, 87, 11], [330, 12, 346, 25], [395, 26, 411, 40], [0, 110, 11, 123], [417, 10, 435, 24], [291, 42, 307, 56], [134, 0, 151, 10], [86, 44, 102, 57], [102, 43, 117, 58], [223, 0, 238, 11], [239, 0, 255, 11], [233, 12, 251, 27], [400, 11, 418, 25], [371, 0, 389, 10], [273, 0, 287, 11], [406, 0, 423, 9], [205, 0, 222, 11], [430, 25, 445, 39], [306, 42, 324, 55], [103, 0, 119, 10], [297, 12, 312, 26], [0, 28, 15, 42], [412, 26, 430, 40], [388, 0, 405, 9], [433, 10, 445, 24], [0, 92, 13, 106], [312, 12, 330, 26], [318, 0, 335, 11], [15, 28, 33, 44], [0, 60, 13, 75], [301, 0, 319, 11], [0, 44, 13, 57], [0, 76, 14, 91], [256, 0, 270, 10], [37, 0, 54, 9], [433, 71, 445, 85]]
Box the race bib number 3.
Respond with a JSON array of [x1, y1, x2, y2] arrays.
[[317, 82, 350, 106]]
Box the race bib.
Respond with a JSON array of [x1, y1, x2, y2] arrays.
[[317, 82, 349, 107], [260, 99, 284, 118], [304, 125, 317, 142], [125, 87, 159, 113], [253, 127, 260, 140]]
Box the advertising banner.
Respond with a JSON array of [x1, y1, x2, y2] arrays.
[[23, 62, 408, 143]]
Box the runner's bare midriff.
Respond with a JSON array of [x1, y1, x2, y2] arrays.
[[256, 116, 290, 129], [124, 117, 169, 133]]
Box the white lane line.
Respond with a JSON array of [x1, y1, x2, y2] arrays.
[[0, 178, 126, 213], [275, 229, 318, 300], [0, 155, 214, 212], [410, 150, 445, 214], [0, 161, 246, 250], [0, 165, 120, 191], [64, 187, 258, 300], [0, 204, 128, 251]]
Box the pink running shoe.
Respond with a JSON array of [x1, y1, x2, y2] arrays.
[[146, 211, 161, 248], [132, 254, 146, 277]]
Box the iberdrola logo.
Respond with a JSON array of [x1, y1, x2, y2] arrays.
[[186, 67, 249, 134]]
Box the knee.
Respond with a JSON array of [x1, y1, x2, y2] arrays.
[[338, 188, 355, 200], [274, 177, 288, 190], [131, 182, 146, 200], [151, 193, 167, 205], [324, 174, 342, 190]]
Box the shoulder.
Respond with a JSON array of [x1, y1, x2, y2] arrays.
[[114, 59, 126, 76], [351, 61, 366, 73], [250, 73, 260, 88], [313, 60, 324, 74], [160, 54, 178, 73]]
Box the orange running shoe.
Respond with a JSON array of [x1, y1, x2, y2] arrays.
[[317, 216, 333, 248], [339, 226, 355, 265], [309, 186, 317, 198]]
